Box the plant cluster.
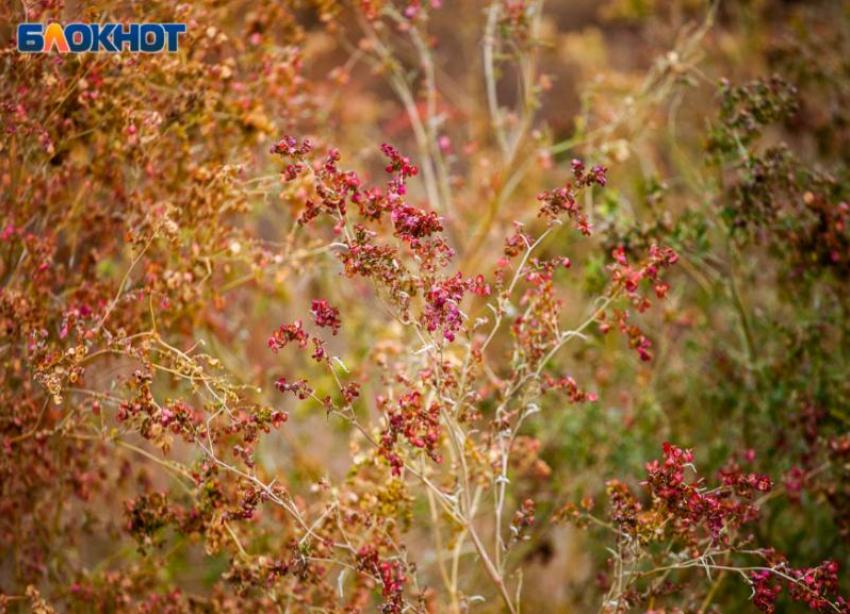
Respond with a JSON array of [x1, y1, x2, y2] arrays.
[[2, 1, 849, 614]]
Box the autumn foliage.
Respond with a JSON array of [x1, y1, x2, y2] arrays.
[[2, 1, 850, 613]]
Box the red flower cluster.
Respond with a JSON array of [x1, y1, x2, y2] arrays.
[[571, 158, 608, 187], [277, 145, 362, 227], [268, 320, 310, 352], [378, 391, 442, 476], [643, 443, 770, 541], [356, 545, 407, 614], [380, 143, 419, 179], [542, 374, 598, 403], [599, 245, 680, 360], [270, 135, 314, 183], [787, 561, 843, 612], [390, 203, 443, 243], [503, 223, 532, 259], [418, 272, 491, 343], [269, 300, 341, 367], [536, 185, 591, 234], [609, 244, 679, 310], [536, 159, 607, 234], [310, 299, 341, 335], [274, 377, 313, 401], [751, 559, 848, 614], [422, 273, 468, 342], [569, 445, 850, 614], [751, 570, 783, 614], [270, 135, 314, 158]]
